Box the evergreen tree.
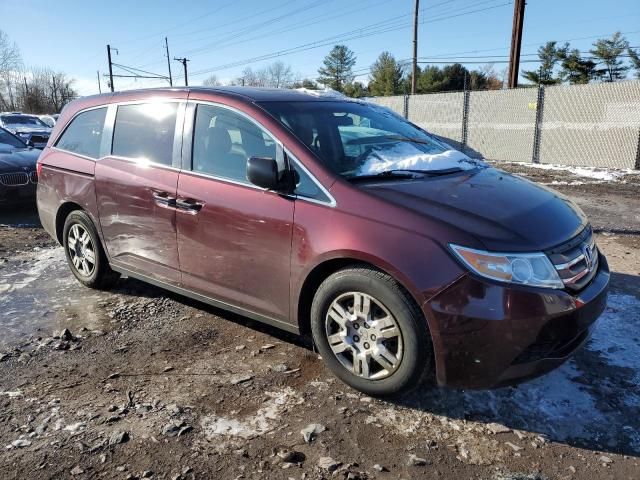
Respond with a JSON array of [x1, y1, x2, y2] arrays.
[[523, 41, 568, 85], [418, 65, 447, 92], [590, 32, 630, 82], [626, 47, 640, 79], [342, 81, 367, 98], [317, 45, 356, 92], [559, 49, 596, 84], [368, 52, 404, 96]]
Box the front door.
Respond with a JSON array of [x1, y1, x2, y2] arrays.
[[95, 101, 185, 284], [176, 103, 294, 324]]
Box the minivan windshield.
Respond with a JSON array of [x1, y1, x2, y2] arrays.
[[259, 100, 482, 178], [1, 114, 48, 128]]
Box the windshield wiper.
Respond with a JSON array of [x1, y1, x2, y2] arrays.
[[382, 135, 433, 145], [346, 167, 466, 182], [345, 170, 420, 182]]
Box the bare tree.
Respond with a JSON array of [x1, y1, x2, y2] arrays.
[[266, 61, 293, 88], [202, 74, 222, 87], [0, 30, 23, 111]]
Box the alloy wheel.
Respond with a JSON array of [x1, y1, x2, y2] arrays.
[[324, 291, 404, 380], [67, 223, 96, 277]]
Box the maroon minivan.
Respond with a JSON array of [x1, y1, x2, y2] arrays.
[[37, 87, 609, 395]]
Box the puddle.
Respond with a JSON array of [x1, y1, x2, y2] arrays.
[[0, 247, 113, 349]]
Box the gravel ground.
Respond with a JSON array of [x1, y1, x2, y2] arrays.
[[0, 165, 639, 480]]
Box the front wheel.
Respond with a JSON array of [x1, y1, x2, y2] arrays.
[[310, 266, 432, 396], [62, 211, 119, 289]]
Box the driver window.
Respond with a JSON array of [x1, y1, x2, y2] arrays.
[[192, 104, 278, 183]]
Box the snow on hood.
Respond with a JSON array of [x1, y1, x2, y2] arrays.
[[359, 142, 479, 175]]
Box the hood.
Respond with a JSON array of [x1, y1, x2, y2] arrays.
[[360, 166, 587, 252], [0, 147, 41, 172]]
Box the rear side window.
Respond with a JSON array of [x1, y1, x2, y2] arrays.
[[112, 103, 178, 166], [55, 108, 107, 159]]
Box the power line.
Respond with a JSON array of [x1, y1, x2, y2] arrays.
[[136, 0, 464, 71], [188, 1, 512, 77]]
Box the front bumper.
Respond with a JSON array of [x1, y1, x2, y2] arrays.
[[0, 183, 37, 205], [424, 253, 609, 389]]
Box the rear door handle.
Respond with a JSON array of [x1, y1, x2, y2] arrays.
[[152, 190, 177, 208], [176, 198, 204, 213]]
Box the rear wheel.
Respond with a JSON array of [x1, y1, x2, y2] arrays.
[[62, 211, 119, 289], [310, 266, 431, 396]]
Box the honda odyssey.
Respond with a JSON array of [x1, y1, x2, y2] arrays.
[[37, 87, 609, 395]]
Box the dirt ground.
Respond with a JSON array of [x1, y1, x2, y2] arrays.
[[1, 163, 639, 480]]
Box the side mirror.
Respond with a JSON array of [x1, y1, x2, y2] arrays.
[[247, 156, 279, 190]]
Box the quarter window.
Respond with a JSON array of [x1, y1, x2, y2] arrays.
[[112, 103, 178, 166], [290, 157, 332, 203], [55, 108, 107, 159], [192, 104, 278, 183]]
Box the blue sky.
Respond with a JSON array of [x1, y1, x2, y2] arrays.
[[1, 0, 639, 95]]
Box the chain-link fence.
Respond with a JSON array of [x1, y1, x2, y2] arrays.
[[368, 80, 640, 170], [407, 92, 465, 150]]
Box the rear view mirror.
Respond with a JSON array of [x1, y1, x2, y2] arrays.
[[247, 156, 279, 190]]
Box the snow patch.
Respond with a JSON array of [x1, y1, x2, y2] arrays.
[[0, 248, 64, 295], [295, 87, 346, 99], [588, 293, 640, 377], [0, 391, 23, 398], [359, 143, 477, 175], [506, 162, 639, 182], [201, 388, 302, 441]]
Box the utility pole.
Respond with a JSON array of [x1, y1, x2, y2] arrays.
[[165, 37, 173, 87], [507, 0, 526, 88], [107, 44, 115, 92], [174, 57, 190, 86], [411, 0, 420, 94], [97, 70, 102, 94]]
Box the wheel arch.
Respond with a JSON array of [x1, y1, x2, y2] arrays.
[[295, 254, 431, 340], [55, 201, 85, 244]]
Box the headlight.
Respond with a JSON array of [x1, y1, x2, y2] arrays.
[[449, 244, 564, 289]]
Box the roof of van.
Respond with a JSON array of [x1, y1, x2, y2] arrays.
[[89, 86, 354, 103]]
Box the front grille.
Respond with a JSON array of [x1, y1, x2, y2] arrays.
[[0, 172, 29, 186], [546, 226, 598, 291], [30, 135, 49, 145], [29, 171, 38, 183]]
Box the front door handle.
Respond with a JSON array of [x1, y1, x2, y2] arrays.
[[176, 198, 204, 213]]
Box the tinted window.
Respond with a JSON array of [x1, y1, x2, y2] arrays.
[[0, 128, 27, 148], [112, 103, 178, 166], [55, 108, 107, 159], [192, 104, 277, 183]]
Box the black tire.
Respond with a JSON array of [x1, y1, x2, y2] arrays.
[[310, 266, 432, 396], [62, 210, 119, 290]]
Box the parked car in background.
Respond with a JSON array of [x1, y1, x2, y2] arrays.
[[39, 115, 57, 128], [0, 126, 40, 205], [0, 112, 52, 148], [37, 87, 609, 396]]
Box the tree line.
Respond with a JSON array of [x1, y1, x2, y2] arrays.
[[0, 30, 77, 114], [205, 31, 640, 97], [524, 32, 640, 85]]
